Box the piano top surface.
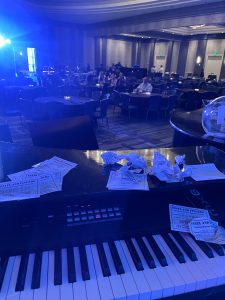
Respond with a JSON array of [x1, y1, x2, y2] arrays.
[[0, 142, 225, 201]]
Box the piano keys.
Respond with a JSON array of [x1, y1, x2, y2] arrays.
[[1, 233, 225, 300]]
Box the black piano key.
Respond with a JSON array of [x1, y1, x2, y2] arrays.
[[0, 256, 9, 290], [146, 235, 168, 267], [191, 237, 214, 258], [15, 253, 29, 291], [54, 249, 62, 285], [125, 239, 144, 271], [67, 247, 76, 283], [96, 243, 111, 277], [136, 237, 156, 268], [31, 252, 42, 289], [208, 243, 224, 256], [79, 246, 90, 281], [161, 233, 185, 263], [172, 232, 197, 261], [108, 241, 124, 274]]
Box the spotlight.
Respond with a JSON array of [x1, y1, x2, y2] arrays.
[[5, 38, 11, 45], [19, 51, 23, 56]]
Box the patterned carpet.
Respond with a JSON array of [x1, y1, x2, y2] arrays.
[[0, 107, 174, 150]]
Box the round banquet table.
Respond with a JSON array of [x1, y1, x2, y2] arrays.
[[35, 96, 96, 106], [170, 108, 225, 151]]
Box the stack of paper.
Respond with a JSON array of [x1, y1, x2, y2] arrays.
[[107, 170, 149, 191], [169, 204, 225, 244], [0, 156, 77, 202]]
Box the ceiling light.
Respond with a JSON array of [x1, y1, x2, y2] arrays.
[[189, 24, 206, 29]]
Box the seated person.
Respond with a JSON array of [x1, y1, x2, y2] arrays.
[[134, 77, 152, 93]]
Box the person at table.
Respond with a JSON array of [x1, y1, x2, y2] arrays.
[[134, 77, 152, 93], [158, 65, 164, 73]]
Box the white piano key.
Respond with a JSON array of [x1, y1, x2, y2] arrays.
[[168, 233, 207, 291], [132, 238, 163, 300], [153, 235, 186, 295], [19, 253, 35, 300], [181, 234, 219, 288], [103, 242, 126, 300], [47, 251, 60, 300], [0, 256, 15, 300], [5, 256, 21, 300], [159, 234, 197, 293], [33, 251, 48, 300], [60, 249, 74, 300], [90, 244, 114, 300], [120, 239, 151, 300], [115, 240, 139, 300], [73, 247, 87, 300], [143, 236, 174, 298], [85, 245, 101, 300]]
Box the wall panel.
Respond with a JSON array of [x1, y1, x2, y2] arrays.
[[106, 39, 132, 67], [185, 40, 198, 76]]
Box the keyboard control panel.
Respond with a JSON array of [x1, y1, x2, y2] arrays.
[[66, 204, 123, 226]]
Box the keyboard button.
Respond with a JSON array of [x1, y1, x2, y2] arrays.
[[73, 247, 87, 300], [67, 247, 76, 283], [136, 237, 156, 268], [54, 249, 62, 285], [79, 246, 90, 281], [81, 216, 87, 221], [0, 256, 15, 299], [171, 232, 197, 261], [15, 253, 29, 291], [115, 240, 140, 299], [61, 248, 74, 300], [0, 256, 9, 290], [108, 241, 124, 274], [47, 251, 60, 300], [208, 243, 224, 256], [115, 212, 121, 217], [190, 237, 214, 258], [33, 252, 48, 300], [88, 216, 94, 220], [96, 243, 111, 277], [31, 252, 42, 289], [161, 233, 185, 263], [109, 213, 115, 217], [102, 213, 108, 218], [6, 256, 21, 299], [102, 242, 126, 299], [85, 245, 101, 299], [91, 244, 114, 300], [125, 239, 144, 271], [145, 234, 168, 266]]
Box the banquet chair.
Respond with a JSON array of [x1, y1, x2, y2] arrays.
[[146, 95, 162, 120], [94, 98, 109, 127], [160, 95, 177, 118]]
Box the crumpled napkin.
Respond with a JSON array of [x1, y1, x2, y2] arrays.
[[101, 151, 147, 169], [150, 152, 191, 182], [101, 151, 125, 165]]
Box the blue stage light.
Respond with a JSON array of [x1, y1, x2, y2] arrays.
[[19, 51, 23, 56], [0, 35, 11, 47], [5, 38, 11, 45]]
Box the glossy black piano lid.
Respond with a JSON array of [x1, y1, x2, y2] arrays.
[[0, 142, 225, 256], [1, 142, 225, 196]]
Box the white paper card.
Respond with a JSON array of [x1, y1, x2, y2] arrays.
[[0, 179, 40, 201], [169, 204, 210, 232], [107, 171, 149, 191], [190, 163, 225, 181]]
